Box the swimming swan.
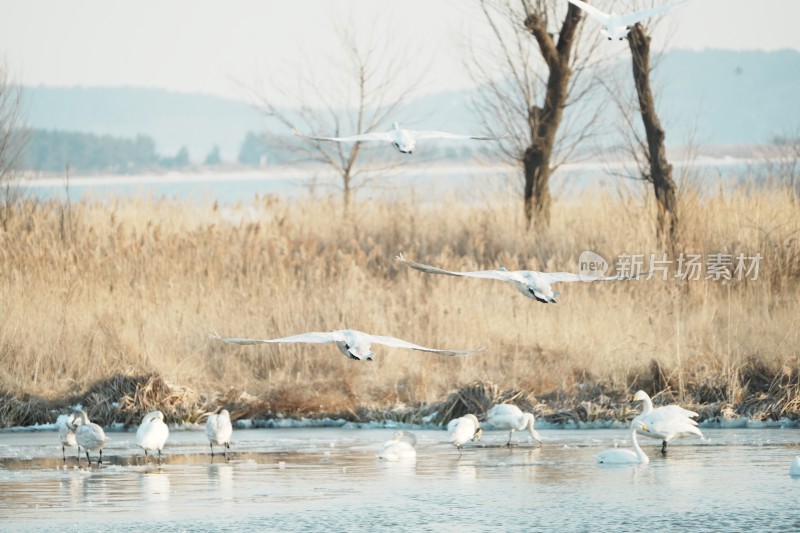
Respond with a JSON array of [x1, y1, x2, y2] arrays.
[[566, 0, 686, 41], [448, 414, 483, 455], [378, 430, 418, 462], [210, 329, 485, 361], [396, 254, 634, 303], [632, 390, 703, 454], [485, 404, 542, 447], [293, 122, 502, 154], [206, 409, 233, 458], [72, 410, 110, 466], [58, 414, 80, 462], [136, 410, 170, 464], [594, 420, 651, 464], [790, 457, 800, 476]]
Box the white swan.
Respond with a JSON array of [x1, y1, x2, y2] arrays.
[[72, 410, 110, 466], [136, 410, 170, 464], [378, 430, 417, 462], [58, 414, 79, 462], [790, 457, 800, 476], [210, 329, 485, 361], [206, 409, 233, 458], [632, 390, 703, 454], [447, 414, 483, 455], [293, 122, 501, 155], [594, 420, 651, 464], [485, 404, 542, 447], [566, 0, 686, 41], [396, 254, 634, 304]]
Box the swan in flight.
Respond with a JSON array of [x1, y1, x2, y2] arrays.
[[58, 414, 80, 462], [136, 410, 170, 464], [72, 410, 110, 466], [790, 457, 800, 476], [210, 329, 485, 361], [632, 390, 703, 454], [378, 430, 418, 462], [447, 414, 483, 455], [396, 254, 634, 304], [206, 409, 233, 459], [485, 404, 542, 447], [567, 0, 686, 41], [293, 122, 501, 154], [594, 420, 651, 464]]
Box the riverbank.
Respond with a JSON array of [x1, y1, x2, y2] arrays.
[[0, 188, 798, 428]]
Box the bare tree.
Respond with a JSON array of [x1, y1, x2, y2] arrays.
[[761, 130, 800, 198], [0, 59, 28, 231], [468, 0, 602, 229], [626, 22, 679, 250], [251, 23, 422, 211]]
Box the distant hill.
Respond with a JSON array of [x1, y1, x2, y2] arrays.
[[21, 49, 800, 163], [653, 48, 800, 145], [23, 86, 266, 161]]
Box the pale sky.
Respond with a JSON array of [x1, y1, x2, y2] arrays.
[[2, 0, 800, 104]]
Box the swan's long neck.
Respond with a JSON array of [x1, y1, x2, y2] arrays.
[[522, 413, 536, 434], [640, 396, 654, 415], [630, 427, 649, 464]]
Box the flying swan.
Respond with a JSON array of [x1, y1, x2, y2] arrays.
[[293, 122, 501, 154], [210, 329, 484, 361], [206, 408, 233, 458], [632, 390, 703, 454], [485, 404, 542, 447], [566, 0, 686, 41], [594, 419, 651, 464], [136, 410, 170, 464], [396, 254, 634, 303]]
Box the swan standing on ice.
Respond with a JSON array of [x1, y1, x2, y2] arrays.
[[58, 414, 79, 462], [206, 409, 233, 458], [594, 420, 651, 464], [378, 430, 418, 462], [632, 390, 703, 454], [396, 254, 634, 304], [72, 410, 110, 466], [136, 410, 170, 464], [210, 329, 485, 361], [790, 457, 800, 476], [448, 414, 483, 455], [485, 404, 542, 447], [566, 0, 686, 41], [293, 122, 501, 154]]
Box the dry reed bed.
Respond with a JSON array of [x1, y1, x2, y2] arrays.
[[0, 186, 798, 427]]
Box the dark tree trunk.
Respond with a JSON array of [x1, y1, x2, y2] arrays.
[[628, 23, 679, 250], [521, 3, 582, 229]]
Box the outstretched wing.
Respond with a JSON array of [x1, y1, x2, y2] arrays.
[[408, 130, 502, 141], [210, 330, 338, 346], [541, 272, 636, 284], [292, 129, 393, 143], [618, 1, 685, 26], [368, 335, 485, 357], [567, 0, 611, 23], [396, 254, 518, 282]]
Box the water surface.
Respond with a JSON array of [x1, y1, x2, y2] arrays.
[[1, 427, 799, 532]]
